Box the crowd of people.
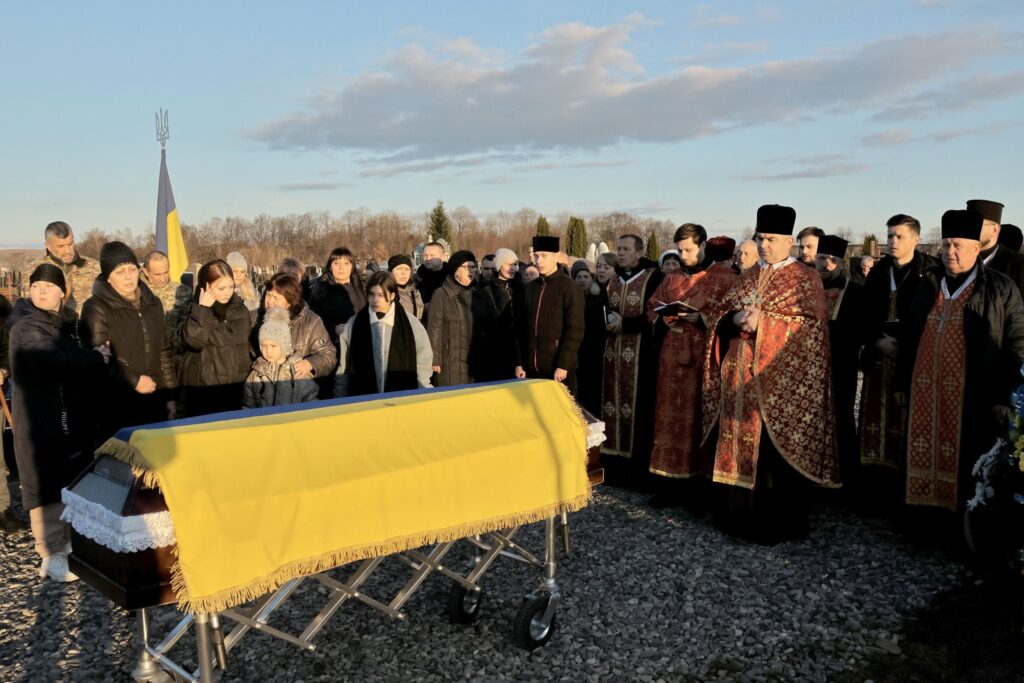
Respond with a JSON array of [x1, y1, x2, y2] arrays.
[[2, 199, 1023, 582]]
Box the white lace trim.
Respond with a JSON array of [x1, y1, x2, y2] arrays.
[[61, 488, 177, 552], [586, 420, 607, 449]]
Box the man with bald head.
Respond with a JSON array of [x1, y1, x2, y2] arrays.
[[734, 240, 759, 272], [141, 250, 191, 333], [19, 221, 100, 314], [896, 209, 1024, 515]]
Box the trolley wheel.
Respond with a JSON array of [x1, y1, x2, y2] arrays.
[[513, 593, 557, 650], [447, 582, 483, 624]]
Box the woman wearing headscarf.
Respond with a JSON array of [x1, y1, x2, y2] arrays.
[[309, 247, 366, 345], [175, 259, 253, 416], [426, 250, 477, 386], [80, 241, 177, 441], [335, 271, 433, 396], [226, 251, 260, 311], [659, 249, 684, 275], [388, 254, 424, 320], [256, 272, 337, 396], [9, 264, 110, 581]]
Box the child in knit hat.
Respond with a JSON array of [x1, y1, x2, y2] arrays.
[[242, 307, 318, 408]]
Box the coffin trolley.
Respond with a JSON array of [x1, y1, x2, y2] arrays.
[[61, 380, 603, 682]]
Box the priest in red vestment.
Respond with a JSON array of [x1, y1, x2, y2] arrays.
[[647, 225, 737, 506], [602, 234, 664, 487], [703, 204, 840, 542], [895, 209, 1024, 514]]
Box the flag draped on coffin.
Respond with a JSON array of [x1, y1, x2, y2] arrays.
[[156, 148, 188, 282]]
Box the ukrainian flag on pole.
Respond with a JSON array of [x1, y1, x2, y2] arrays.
[[156, 147, 188, 281]]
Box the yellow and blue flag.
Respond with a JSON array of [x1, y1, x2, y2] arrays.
[[156, 148, 188, 282]]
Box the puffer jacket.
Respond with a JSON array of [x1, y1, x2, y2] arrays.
[[79, 279, 176, 391], [242, 355, 319, 408], [79, 279, 178, 438], [175, 296, 252, 416], [287, 306, 338, 378]]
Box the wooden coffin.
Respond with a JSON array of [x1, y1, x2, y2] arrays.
[[62, 456, 177, 610]]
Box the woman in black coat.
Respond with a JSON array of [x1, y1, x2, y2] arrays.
[[10, 264, 109, 581], [308, 247, 366, 345], [572, 257, 609, 415], [175, 259, 253, 417], [80, 241, 177, 442], [426, 251, 477, 386]]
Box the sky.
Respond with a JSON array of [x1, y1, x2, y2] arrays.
[[1, 1, 1022, 246]]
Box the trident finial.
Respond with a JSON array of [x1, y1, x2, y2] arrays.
[[156, 109, 170, 149]]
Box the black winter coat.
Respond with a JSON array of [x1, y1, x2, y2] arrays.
[[8, 299, 104, 509], [860, 251, 940, 363], [981, 244, 1024, 297], [896, 262, 1024, 471], [469, 279, 519, 381], [308, 275, 366, 344], [417, 264, 448, 305], [175, 297, 253, 416], [79, 280, 177, 439], [576, 287, 608, 415], [426, 278, 474, 386], [517, 270, 585, 387]]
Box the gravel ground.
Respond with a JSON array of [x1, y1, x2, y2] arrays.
[[1, 485, 1020, 682]]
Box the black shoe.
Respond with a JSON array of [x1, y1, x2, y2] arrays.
[[0, 509, 25, 534]]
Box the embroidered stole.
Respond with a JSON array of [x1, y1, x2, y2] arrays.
[[905, 280, 974, 510], [601, 268, 656, 458]]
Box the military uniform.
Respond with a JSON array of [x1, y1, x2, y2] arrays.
[[141, 275, 192, 341], [19, 252, 100, 315]]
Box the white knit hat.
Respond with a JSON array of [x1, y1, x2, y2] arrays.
[[225, 251, 247, 270], [259, 307, 293, 357], [493, 248, 518, 270]]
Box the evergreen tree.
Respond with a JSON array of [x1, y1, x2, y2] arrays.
[[565, 216, 588, 257], [862, 233, 878, 256], [429, 200, 454, 248], [536, 214, 551, 237], [646, 230, 661, 262]]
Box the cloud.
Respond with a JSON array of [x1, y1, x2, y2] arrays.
[[275, 181, 349, 191], [738, 155, 866, 181], [252, 18, 1019, 168], [860, 121, 1018, 146], [514, 159, 636, 172], [926, 121, 1018, 142], [873, 70, 1024, 121], [861, 129, 916, 146], [689, 13, 744, 29]]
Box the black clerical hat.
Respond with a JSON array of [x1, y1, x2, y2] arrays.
[[816, 235, 849, 258], [966, 199, 1004, 224], [532, 235, 560, 253], [941, 210, 983, 240], [755, 204, 797, 235]]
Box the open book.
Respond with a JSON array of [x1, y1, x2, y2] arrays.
[[653, 300, 701, 315]]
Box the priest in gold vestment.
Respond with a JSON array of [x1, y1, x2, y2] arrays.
[[703, 205, 840, 542]]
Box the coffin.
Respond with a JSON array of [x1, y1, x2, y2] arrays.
[[62, 384, 605, 613], [582, 408, 605, 485], [62, 456, 177, 610]]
